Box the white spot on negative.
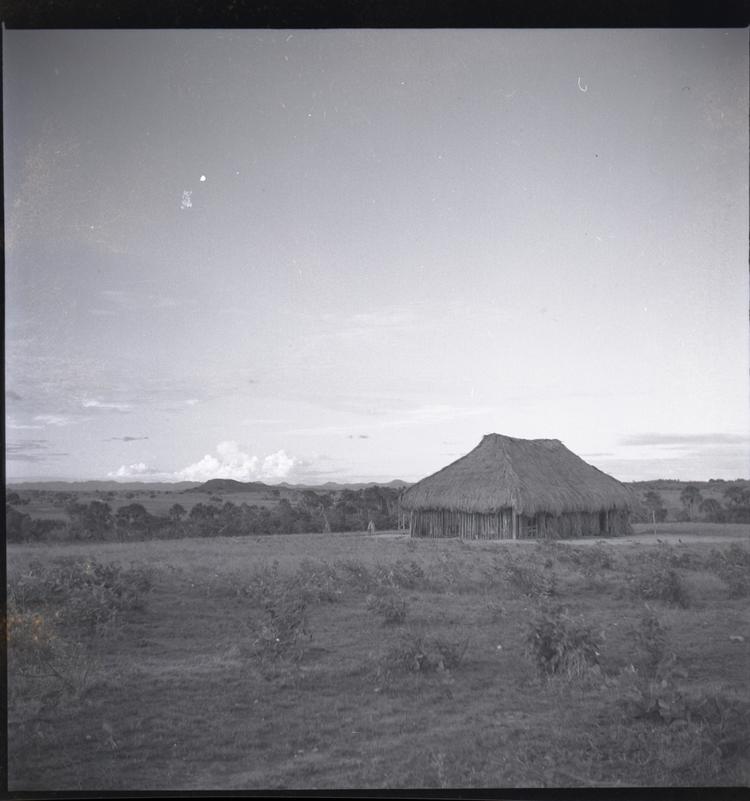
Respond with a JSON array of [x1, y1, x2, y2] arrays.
[[181, 190, 192, 209], [577, 76, 588, 92], [200, 175, 206, 182]]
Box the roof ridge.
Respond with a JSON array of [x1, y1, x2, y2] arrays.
[[401, 433, 633, 515]]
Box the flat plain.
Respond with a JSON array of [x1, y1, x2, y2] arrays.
[[7, 523, 750, 790]]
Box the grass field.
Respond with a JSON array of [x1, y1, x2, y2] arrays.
[[7, 523, 750, 790]]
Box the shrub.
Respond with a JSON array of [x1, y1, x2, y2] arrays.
[[366, 592, 408, 625], [726, 542, 750, 567], [243, 560, 344, 607], [706, 544, 750, 598], [688, 691, 750, 765], [613, 609, 693, 725], [432, 636, 471, 671], [9, 558, 152, 635], [653, 544, 698, 571], [7, 604, 100, 699], [434, 551, 472, 592], [6, 606, 58, 677], [373, 560, 428, 591], [243, 560, 284, 605], [630, 607, 669, 677], [242, 562, 316, 666], [505, 559, 557, 600], [334, 559, 376, 593], [525, 603, 601, 680], [249, 588, 311, 664], [717, 564, 750, 599], [377, 631, 469, 684], [291, 559, 343, 603], [629, 567, 690, 608]]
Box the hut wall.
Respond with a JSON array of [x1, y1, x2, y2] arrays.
[[409, 507, 631, 540], [410, 508, 516, 539]]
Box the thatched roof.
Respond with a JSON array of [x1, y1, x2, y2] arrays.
[[401, 434, 635, 516]]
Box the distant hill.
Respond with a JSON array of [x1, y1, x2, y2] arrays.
[[183, 478, 272, 494], [277, 479, 412, 491], [187, 478, 413, 493], [5, 478, 413, 494], [6, 480, 202, 492], [627, 479, 750, 493]]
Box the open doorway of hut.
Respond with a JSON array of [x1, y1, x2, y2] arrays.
[[599, 510, 607, 534]]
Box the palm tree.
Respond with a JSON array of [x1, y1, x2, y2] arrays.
[[699, 498, 722, 521], [679, 485, 702, 520], [643, 490, 665, 528]]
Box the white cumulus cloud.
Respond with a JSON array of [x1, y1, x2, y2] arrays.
[[108, 462, 160, 478], [261, 449, 297, 479], [174, 441, 299, 482]]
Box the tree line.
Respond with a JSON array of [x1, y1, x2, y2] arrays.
[[5, 486, 404, 543], [641, 484, 750, 524]]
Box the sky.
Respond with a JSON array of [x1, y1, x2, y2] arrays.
[[4, 28, 749, 484]]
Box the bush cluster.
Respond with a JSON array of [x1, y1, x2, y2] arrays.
[[7, 607, 96, 698], [615, 609, 689, 724], [250, 590, 311, 665], [10, 558, 152, 634], [334, 559, 377, 593], [524, 603, 601, 680], [366, 592, 408, 625], [628, 566, 691, 608], [333, 558, 432, 594], [374, 560, 428, 591], [706, 543, 750, 598], [505, 559, 557, 600], [8, 558, 152, 700], [378, 631, 469, 682]]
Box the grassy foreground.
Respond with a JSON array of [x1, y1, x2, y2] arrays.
[[7, 524, 750, 790]]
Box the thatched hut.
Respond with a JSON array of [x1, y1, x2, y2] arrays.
[[400, 433, 634, 540]]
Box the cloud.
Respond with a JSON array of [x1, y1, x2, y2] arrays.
[[82, 399, 132, 412], [7, 417, 44, 430], [620, 433, 750, 447], [260, 449, 298, 479], [33, 414, 76, 427], [105, 436, 149, 442], [108, 463, 161, 478], [6, 390, 23, 401], [7, 440, 69, 462], [346, 434, 370, 439], [174, 441, 299, 482], [8, 439, 49, 452]]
